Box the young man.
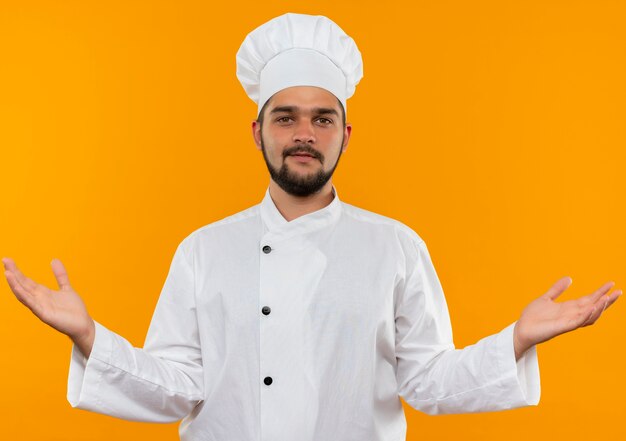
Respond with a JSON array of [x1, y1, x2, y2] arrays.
[[2, 12, 621, 441]]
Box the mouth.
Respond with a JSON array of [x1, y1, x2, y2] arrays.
[[285, 144, 322, 164], [288, 153, 317, 163]]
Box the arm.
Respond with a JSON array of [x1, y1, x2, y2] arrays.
[[394, 239, 620, 415], [394, 240, 540, 415], [67, 239, 204, 421], [3, 237, 204, 422]]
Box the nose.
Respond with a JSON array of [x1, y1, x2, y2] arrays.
[[292, 119, 316, 144]]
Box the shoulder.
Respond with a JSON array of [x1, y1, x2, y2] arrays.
[[177, 203, 261, 252], [339, 201, 426, 250]]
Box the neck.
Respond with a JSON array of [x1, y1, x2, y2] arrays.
[[268, 180, 335, 222]]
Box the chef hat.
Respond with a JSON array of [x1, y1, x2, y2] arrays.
[[236, 13, 363, 117]]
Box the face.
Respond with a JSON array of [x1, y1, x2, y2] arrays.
[[252, 86, 352, 197]]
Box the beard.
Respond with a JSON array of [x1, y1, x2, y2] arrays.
[[260, 133, 344, 197]]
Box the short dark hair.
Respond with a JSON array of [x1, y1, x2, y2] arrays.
[[256, 95, 346, 128]]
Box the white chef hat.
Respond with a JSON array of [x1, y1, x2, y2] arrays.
[[236, 13, 363, 117]]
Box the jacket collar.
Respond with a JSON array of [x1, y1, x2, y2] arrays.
[[260, 184, 342, 238]]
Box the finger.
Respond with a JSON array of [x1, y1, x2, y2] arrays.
[[582, 281, 616, 306], [582, 290, 622, 326], [581, 299, 605, 327], [544, 276, 573, 301], [1, 258, 38, 292], [4, 270, 37, 310], [51, 258, 71, 290], [601, 289, 621, 312], [2, 257, 18, 274]]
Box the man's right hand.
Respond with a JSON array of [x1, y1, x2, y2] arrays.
[[2, 257, 95, 358]]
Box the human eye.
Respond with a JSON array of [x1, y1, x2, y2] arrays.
[[275, 116, 293, 123], [316, 117, 333, 125]]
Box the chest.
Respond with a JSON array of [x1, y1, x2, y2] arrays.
[[193, 229, 403, 343]]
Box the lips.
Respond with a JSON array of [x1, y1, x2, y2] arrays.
[[287, 147, 319, 162], [288, 153, 317, 163]]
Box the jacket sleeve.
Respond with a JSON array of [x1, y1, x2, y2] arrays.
[[394, 238, 540, 415], [66, 236, 204, 422]]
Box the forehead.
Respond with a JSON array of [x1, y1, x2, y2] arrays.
[[268, 86, 340, 111]]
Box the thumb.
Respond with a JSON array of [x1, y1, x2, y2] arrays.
[[543, 276, 573, 301], [51, 258, 72, 290]]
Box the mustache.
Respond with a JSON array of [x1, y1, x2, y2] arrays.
[[283, 145, 323, 162]]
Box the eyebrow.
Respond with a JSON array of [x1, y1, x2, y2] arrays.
[[269, 106, 339, 117]]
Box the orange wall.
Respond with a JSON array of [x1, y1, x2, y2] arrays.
[[0, 1, 624, 439]]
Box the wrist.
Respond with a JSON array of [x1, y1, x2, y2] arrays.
[[513, 321, 530, 360], [71, 318, 95, 358]]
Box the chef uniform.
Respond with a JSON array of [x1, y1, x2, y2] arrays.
[[67, 13, 540, 441]]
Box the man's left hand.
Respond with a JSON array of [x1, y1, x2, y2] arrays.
[[513, 277, 621, 360]]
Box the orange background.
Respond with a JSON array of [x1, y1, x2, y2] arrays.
[[1, 1, 624, 439]]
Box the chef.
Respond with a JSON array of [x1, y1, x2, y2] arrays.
[[2, 12, 621, 441]]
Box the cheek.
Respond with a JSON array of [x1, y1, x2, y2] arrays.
[[262, 128, 288, 146], [262, 140, 285, 161], [320, 131, 345, 150]]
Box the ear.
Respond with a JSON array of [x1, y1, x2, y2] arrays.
[[341, 123, 352, 152], [251, 120, 262, 151]]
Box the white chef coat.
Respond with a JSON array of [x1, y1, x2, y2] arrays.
[[67, 185, 540, 441]]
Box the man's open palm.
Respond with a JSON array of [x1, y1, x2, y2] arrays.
[[514, 277, 621, 358], [2, 257, 93, 343]]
